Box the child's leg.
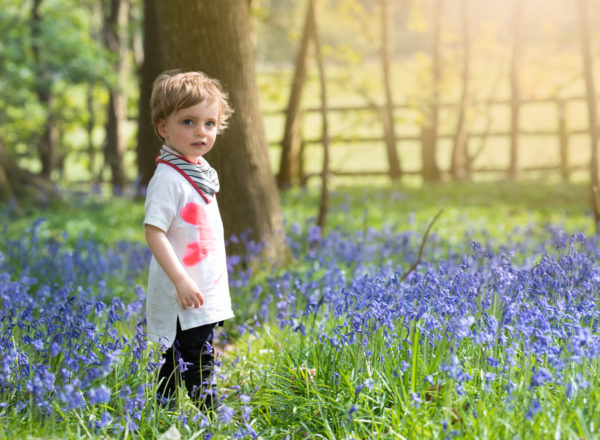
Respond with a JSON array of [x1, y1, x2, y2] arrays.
[[157, 343, 180, 403], [177, 322, 217, 407]]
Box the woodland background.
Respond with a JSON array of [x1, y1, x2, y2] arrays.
[[1, 0, 600, 242], [4, 2, 600, 438]]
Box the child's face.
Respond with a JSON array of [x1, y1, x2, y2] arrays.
[[157, 100, 220, 163]]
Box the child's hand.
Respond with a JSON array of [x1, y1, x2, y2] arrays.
[[144, 224, 206, 309], [175, 277, 205, 309]]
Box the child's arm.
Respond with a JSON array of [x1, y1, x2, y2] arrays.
[[145, 224, 205, 310]]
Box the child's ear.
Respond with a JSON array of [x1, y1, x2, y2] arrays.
[[156, 118, 167, 139]]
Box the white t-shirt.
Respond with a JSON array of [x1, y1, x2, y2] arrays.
[[144, 163, 234, 346]]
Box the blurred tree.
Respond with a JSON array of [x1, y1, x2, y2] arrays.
[[421, 0, 442, 183], [508, 0, 523, 180], [153, 0, 286, 258], [0, 138, 55, 201], [380, 0, 401, 180], [576, 0, 600, 232], [136, 0, 164, 190], [277, 0, 314, 189], [30, 0, 57, 179], [314, 0, 404, 182], [0, 0, 110, 201], [313, 0, 330, 232], [102, 0, 130, 191], [450, 0, 471, 181]]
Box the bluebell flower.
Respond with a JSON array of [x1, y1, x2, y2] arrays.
[[410, 392, 422, 407], [307, 225, 322, 243], [354, 383, 364, 396], [96, 411, 112, 430], [88, 384, 111, 404], [219, 405, 235, 424], [526, 398, 541, 419], [530, 367, 553, 388]]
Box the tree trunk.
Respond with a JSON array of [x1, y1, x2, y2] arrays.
[[103, 0, 130, 191], [277, 0, 314, 189], [450, 0, 470, 181], [136, 0, 165, 191], [154, 0, 286, 258], [557, 99, 570, 182], [381, 0, 401, 180], [508, 0, 523, 180], [421, 0, 442, 183], [313, 2, 330, 233], [31, 0, 57, 179], [0, 136, 55, 203], [86, 86, 101, 182], [576, 0, 600, 232]]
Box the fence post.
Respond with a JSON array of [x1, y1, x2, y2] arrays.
[[557, 99, 570, 182]]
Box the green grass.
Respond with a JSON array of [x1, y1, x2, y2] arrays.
[[2, 180, 598, 439], [7, 180, 593, 247]]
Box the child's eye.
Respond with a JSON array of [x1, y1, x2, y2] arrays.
[[183, 119, 194, 126], [206, 121, 216, 128]]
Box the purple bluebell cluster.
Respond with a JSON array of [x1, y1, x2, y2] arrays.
[[234, 220, 600, 424], [2, 213, 599, 437], [0, 219, 154, 435]]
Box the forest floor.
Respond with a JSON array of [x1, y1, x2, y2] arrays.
[[1, 180, 599, 439]]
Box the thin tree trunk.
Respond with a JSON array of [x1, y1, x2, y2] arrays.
[[136, 0, 165, 191], [557, 99, 570, 182], [154, 0, 286, 259], [313, 2, 330, 233], [450, 0, 470, 181], [277, 0, 314, 189], [31, 0, 57, 179], [381, 0, 401, 180], [86, 86, 97, 181], [422, 0, 442, 183], [103, 0, 130, 191], [508, 0, 523, 180], [130, 6, 144, 69], [576, 0, 600, 232]]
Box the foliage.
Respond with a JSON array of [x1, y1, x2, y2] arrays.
[[0, 0, 111, 169]]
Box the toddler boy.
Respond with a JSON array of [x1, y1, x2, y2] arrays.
[[144, 70, 234, 408]]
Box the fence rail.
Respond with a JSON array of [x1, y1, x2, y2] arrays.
[[264, 95, 593, 182]]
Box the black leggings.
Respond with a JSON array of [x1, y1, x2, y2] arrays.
[[157, 320, 216, 405]]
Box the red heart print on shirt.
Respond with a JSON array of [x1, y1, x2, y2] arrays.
[[180, 202, 216, 266]]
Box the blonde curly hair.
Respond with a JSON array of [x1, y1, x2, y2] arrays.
[[150, 70, 233, 139]]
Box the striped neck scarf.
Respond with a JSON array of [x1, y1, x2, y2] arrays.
[[156, 144, 220, 203]]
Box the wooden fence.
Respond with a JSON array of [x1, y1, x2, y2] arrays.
[[264, 95, 593, 182]]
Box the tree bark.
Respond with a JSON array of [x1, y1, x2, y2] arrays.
[[31, 0, 58, 179], [86, 86, 99, 181], [312, 2, 330, 233], [557, 99, 570, 182], [381, 0, 401, 180], [450, 0, 470, 181], [0, 136, 55, 203], [576, 0, 600, 232], [277, 0, 314, 189], [508, 0, 523, 180], [154, 0, 286, 258], [136, 0, 165, 191], [421, 0, 442, 183], [103, 0, 130, 191]]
